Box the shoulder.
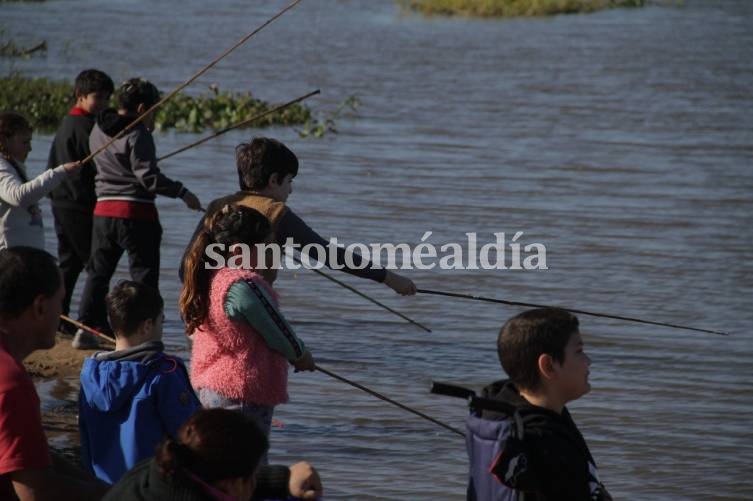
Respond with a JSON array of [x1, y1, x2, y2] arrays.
[[152, 353, 188, 376], [69, 114, 95, 132], [0, 350, 31, 393], [0, 157, 15, 173]]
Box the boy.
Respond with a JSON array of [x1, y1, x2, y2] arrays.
[[47, 69, 114, 328], [78, 280, 200, 484], [75, 77, 201, 347], [181, 136, 415, 294], [0, 247, 107, 500], [466, 308, 611, 501]]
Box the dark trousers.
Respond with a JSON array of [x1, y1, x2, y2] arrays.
[[78, 216, 162, 334], [52, 206, 93, 319]]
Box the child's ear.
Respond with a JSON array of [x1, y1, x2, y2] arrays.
[[136, 103, 147, 115], [537, 353, 557, 382], [268, 173, 280, 187], [138, 317, 154, 336], [31, 294, 47, 320]]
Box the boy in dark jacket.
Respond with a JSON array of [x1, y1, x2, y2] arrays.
[[47, 69, 114, 325], [75, 77, 201, 347], [466, 308, 611, 501], [78, 280, 200, 484]]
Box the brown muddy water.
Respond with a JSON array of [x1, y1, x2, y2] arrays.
[[3, 0, 753, 499]]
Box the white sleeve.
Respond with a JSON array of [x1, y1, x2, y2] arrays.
[[0, 161, 67, 208]]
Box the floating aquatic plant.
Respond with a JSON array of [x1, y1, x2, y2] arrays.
[[399, 0, 645, 17]]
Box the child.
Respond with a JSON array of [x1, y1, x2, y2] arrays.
[[466, 308, 611, 501], [75, 77, 202, 348], [47, 69, 114, 323], [181, 136, 416, 294], [180, 204, 315, 463], [104, 408, 324, 501], [0, 247, 108, 500], [0, 111, 81, 250], [78, 280, 201, 484]]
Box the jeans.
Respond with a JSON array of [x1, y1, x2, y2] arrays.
[[198, 387, 274, 465]]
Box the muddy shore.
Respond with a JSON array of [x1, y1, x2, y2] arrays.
[[24, 334, 113, 466]]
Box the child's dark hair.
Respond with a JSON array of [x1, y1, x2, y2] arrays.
[[106, 280, 164, 336], [74, 69, 114, 99], [0, 111, 32, 161], [0, 247, 61, 319], [236, 137, 298, 191], [155, 408, 268, 483], [179, 205, 271, 334], [118, 78, 161, 113], [498, 308, 580, 391]]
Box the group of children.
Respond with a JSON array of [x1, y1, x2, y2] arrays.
[[0, 67, 612, 500]]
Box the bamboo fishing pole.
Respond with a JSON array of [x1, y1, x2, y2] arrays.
[[417, 289, 729, 336], [157, 89, 321, 163], [291, 255, 431, 332], [79, 0, 305, 166], [315, 364, 464, 437], [59, 315, 116, 344]]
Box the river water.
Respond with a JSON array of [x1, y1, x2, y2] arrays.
[[4, 0, 753, 499]]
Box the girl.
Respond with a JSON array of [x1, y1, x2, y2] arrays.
[[0, 111, 81, 250], [180, 204, 315, 460], [103, 408, 323, 500]]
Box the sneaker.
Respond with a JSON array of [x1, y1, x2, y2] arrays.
[[72, 329, 101, 350]]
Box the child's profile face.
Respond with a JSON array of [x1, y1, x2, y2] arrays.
[[553, 330, 591, 402], [268, 173, 294, 202], [4, 129, 32, 163], [77, 91, 111, 115]]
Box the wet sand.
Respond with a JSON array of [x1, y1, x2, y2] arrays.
[[25, 334, 113, 466]]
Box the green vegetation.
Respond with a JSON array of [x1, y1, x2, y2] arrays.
[[0, 74, 72, 130], [154, 84, 311, 133], [0, 74, 313, 133], [297, 96, 360, 139], [399, 0, 644, 17]]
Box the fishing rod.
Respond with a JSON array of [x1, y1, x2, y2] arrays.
[[79, 0, 305, 166], [418, 289, 729, 336], [59, 315, 116, 344], [315, 364, 464, 437], [157, 89, 321, 163], [291, 255, 431, 332]]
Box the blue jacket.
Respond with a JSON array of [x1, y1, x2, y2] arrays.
[[78, 341, 201, 484]]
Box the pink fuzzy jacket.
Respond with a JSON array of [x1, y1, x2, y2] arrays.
[[190, 267, 288, 406]]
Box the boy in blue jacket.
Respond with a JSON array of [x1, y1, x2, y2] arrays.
[[78, 280, 200, 484]]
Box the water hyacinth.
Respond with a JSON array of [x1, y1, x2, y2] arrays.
[[155, 86, 312, 132], [399, 0, 645, 17]]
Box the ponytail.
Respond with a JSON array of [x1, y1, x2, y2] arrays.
[[179, 204, 272, 334]]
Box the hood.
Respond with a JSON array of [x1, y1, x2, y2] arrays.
[[96, 108, 136, 137], [484, 378, 594, 461], [80, 341, 165, 413], [481, 379, 575, 437]]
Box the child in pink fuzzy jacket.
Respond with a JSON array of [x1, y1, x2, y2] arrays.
[[180, 204, 315, 463]]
